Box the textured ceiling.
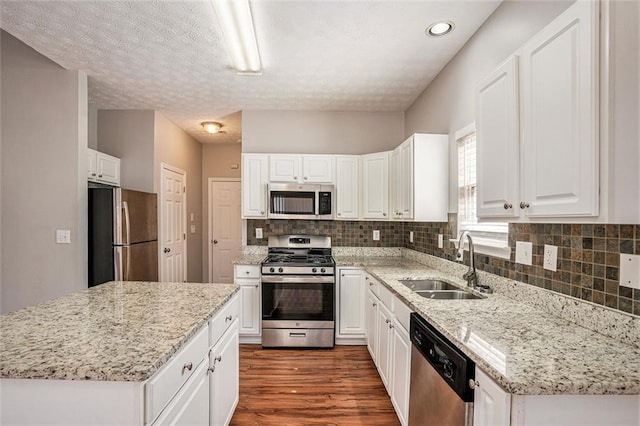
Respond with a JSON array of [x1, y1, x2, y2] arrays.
[[0, 0, 502, 144]]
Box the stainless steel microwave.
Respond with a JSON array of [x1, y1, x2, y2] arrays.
[[268, 183, 334, 220]]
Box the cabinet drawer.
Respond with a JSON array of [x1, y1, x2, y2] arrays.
[[365, 274, 379, 296], [234, 264, 260, 279], [209, 293, 240, 347], [145, 324, 209, 424], [393, 295, 412, 331], [378, 282, 393, 309]]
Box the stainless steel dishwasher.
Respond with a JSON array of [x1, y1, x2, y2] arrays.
[[408, 313, 475, 426]]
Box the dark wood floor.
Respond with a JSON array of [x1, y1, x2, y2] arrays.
[[230, 344, 401, 426]]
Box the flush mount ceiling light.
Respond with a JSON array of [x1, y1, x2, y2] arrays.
[[426, 21, 455, 37], [201, 121, 223, 134], [212, 0, 262, 74]]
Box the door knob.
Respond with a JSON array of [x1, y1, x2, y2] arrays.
[[213, 240, 218, 244], [164, 247, 171, 253]]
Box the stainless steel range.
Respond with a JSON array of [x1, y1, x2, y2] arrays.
[[261, 235, 335, 348]]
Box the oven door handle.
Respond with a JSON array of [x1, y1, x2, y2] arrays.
[[261, 275, 335, 284]]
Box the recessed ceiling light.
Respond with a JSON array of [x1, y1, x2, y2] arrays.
[[426, 21, 454, 37], [201, 122, 222, 134]]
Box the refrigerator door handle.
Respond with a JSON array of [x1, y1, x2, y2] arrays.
[[122, 201, 131, 245], [114, 247, 123, 281]]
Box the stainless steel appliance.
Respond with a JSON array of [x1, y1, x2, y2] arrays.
[[409, 313, 475, 426], [88, 187, 158, 287], [261, 235, 335, 348], [268, 183, 334, 220]]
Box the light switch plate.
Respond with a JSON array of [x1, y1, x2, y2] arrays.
[[190, 225, 196, 234], [515, 241, 533, 265], [543, 244, 558, 271], [619, 254, 640, 289], [190, 213, 194, 222], [56, 229, 71, 244], [438, 234, 444, 249], [409, 231, 414, 243], [373, 230, 380, 241], [255, 228, 263, 239]]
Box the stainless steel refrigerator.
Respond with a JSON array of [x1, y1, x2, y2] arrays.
[[88, 187, 158, 287]]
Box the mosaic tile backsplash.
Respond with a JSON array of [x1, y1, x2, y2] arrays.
[[246, 217, 640, 316]]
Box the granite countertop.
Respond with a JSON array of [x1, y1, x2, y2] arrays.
[[232, 253, 265, 265], [0, 281, 239, 382], [336, 256, 640, 396]]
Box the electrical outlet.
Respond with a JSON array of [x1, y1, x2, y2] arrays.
[[56, 229, 71, 244], [373, 230, 380, 241], [515, 241, 533, 265], [619, 254, 640, 289], [409, 231, 414, 243], [255, 228, 263, 239], [438, 234, 444, 249], [190, 225, 196, 234], [543, 244, 558, 271]]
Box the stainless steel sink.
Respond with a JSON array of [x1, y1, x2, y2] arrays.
[[399, 279, 460, 291], [414, 290, 484, 300]]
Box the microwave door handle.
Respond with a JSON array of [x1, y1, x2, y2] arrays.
[[315, 192, 319, 216]]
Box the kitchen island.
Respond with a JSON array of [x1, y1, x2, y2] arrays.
[[0, 281, 240, 425]]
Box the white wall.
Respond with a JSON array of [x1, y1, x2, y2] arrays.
[[154, 112, 203, 283], [97, 109, 155, 193], [1, 31, 88, 313], [405, 0, 573, 213], [242, 110, 404, 154], [88, 103, 98, 150]]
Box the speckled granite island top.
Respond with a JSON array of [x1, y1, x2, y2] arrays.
[[336, 256, 640, 396], [0, 281, 238, 382]]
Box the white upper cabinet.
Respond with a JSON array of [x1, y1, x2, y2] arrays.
[[521, 0, 599, 217], [476, 0, 599, 220], [391, 134, 448, 222], [87, 148, 120, 186], [476, 56, 520, 218], [242, 154, 269, 218], [361, 151, 390, 219], [269, 154, 334, 184], [335, 156, 360, 219]]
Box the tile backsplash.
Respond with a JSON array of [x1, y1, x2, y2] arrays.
[[246, 217, 639, 316]]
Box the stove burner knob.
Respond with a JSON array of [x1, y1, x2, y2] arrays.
[[269, 267, 275, 273], [312, 267, 317, 273], [320, 268, 326, 273], [278, 267, 284, 273]]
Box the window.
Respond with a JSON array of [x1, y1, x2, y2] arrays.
[[456, 126, 509, 253]]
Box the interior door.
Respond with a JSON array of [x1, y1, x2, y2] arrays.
[[209, 180, 242, 283], [160, 164, 186, 283]]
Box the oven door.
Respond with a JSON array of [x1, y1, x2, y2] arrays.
[[261, 275, 335, 328]]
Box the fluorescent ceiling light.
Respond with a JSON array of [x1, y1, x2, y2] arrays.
[[212, 0, 262, 74]]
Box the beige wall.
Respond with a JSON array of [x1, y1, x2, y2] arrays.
[[97, 109, 155, 192], [88, 103, 98, 149], [404, 0, 573, 212], [201, 143, 242, 280], [1, 31, 88, 313], [154, 112, 203, 283], [242, 110, 404, 154]]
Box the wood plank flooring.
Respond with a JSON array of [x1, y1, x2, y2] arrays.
[[230, 345, 401, 426]]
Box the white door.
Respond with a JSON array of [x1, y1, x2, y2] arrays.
[[160, 164, 186, 283], [209, 180, 242, 283]]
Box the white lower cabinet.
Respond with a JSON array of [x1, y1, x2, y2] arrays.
[[365, 289, 379, 363], [209, 321, 240, 426], [473, 367, 511, 426], [154, 360, 210, 426], [233, 264, 261, 342], [336, 268, 366, 343], [390, 317, 410, 426], [376, 301, 393, 391]]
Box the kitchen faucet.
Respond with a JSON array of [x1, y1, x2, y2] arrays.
[[456, 231, 492, 293]]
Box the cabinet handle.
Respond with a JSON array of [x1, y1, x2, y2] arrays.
[[369, 282, 374, 286], [389, 324, 394, 329], [469, 379, 480, 389], [245, 270, 250, 274], [503, 203, 512, 210], [98, 174, 103, 178], [215, 355, 222, 363], [385, 318, 390, 324], [261, 211, 264, 214], [372, 302, 377, 307], [337, 213, 341, 216], [254, 283, 259, 288], [520, 201, 530, 209], [91, 173, 96, 177], [294, 176, 298, 180], [304, 176, 308, 180], [365, 277, 369, 280], [383, 213, 387, 217], [225, 315, 233, 322], [182, 362, 193, 375]]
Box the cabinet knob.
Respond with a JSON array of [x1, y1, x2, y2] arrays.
[[469, 379, 480, 389], [254, 283, 259, 288], [182, 362, 193, 375], [225, 315, 233, 322], [91, 173, 96, 177], [337, 213, 341, 216], [389, 324, 394, 329], [304, 176, 308, 180], [372, 302, 377, 307], [383, 213, 387, 217], [98, 174, 103, 178], [503, 203, 512, 209], [260, 211, 264, 214], [245, 270, 250, 274], [520, 201, 530, 209], [294, 176, 298, 180]]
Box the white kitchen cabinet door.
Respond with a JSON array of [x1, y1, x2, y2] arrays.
[[269, 155, 301, 183], [337, 269, 366, 338], [87, 148, 98, 180], [152, 360, 209, 426], [362, 151, 390, 219], [376, 301, 393, 392], [521, 0, 599, 217], [476, 55, 520, 218], [96, 152, 120, 186], [238, 281, 260, 336], [366, 291, 379, 364], [399, 140, 413, 220], [302, 155, 334, 183], [474, 367, 511, 426], [391, 319, 411, 426], [209, 321, 240, 426], [242, 154, 268, 218], [390, 147, 402, 220], [335, 156, 359, 219]]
